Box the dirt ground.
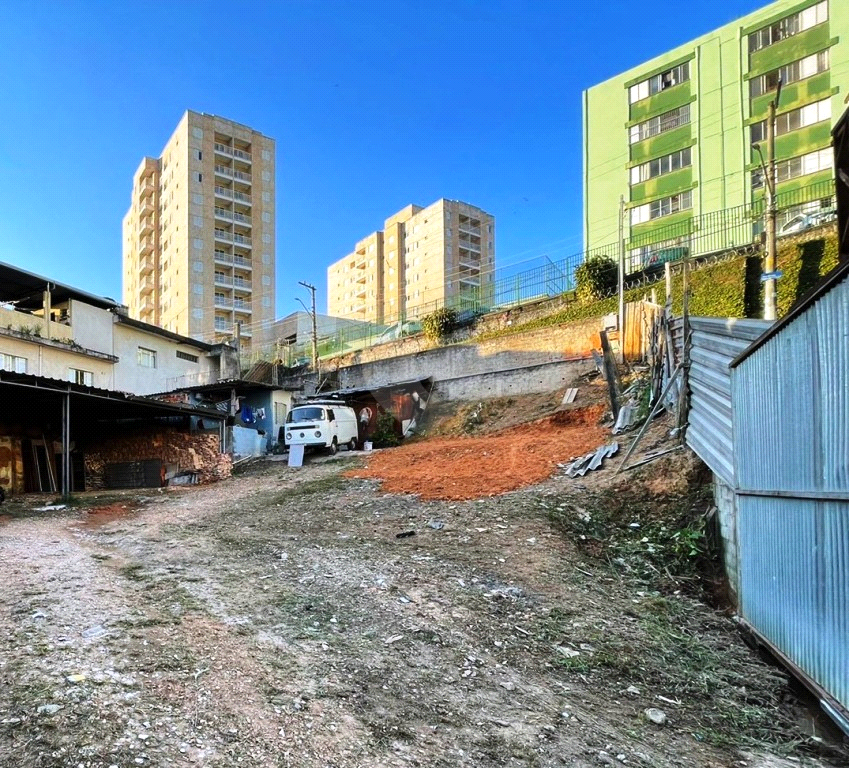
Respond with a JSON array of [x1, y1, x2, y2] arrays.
[[1, 388, 845, 768]]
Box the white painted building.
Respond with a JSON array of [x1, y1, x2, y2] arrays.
[[0, 261, 238, 395]]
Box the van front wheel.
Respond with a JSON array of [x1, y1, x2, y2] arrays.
[[348, 437, 358, 451], [327, 438, 338, 456]]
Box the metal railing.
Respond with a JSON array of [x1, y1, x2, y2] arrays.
[[214, 142, 252, 162], [244, 177, 836, 366]]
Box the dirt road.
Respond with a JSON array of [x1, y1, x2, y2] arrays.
[[0, 454, 840, 767]]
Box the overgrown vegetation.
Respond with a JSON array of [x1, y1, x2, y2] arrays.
[[370, 411, 401, 448], [421, 307, 457, 344], [575, 255, 618, 302], [472, 228, 840, 345]]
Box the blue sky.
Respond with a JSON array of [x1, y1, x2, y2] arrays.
[[0, 0, 764, 317]]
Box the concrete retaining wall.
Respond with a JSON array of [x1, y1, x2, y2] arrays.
[[331, 318, 599, 403]]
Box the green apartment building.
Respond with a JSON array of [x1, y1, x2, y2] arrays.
[[583, 0, 849, 272]]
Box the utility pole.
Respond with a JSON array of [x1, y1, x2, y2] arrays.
[[618, 195, 626, 364], [762, 78, 782, 321], [298, 281, 319, 374]]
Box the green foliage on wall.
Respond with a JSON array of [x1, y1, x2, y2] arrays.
[[470, 229, 839, 343], [775, 232, 840, 317], [421, 307, 457, 344], [575, 256, 618, 303]]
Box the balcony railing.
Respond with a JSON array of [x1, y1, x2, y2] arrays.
[[214, 164, 251, 183], [459, 223, 482, 236], [233, 255, 252, 268], [214, 207, 251, 226], [459, 239, 481, 253], [214, 185, 252, 204], [214, 274, 232, 287], [215, 296, 233, 308], [214, 142, 252, 163], [233, 300, 252, 312], [214, 250, 232, 264], [139, 275, 155, 295], [233, 277, 252, 290], [214, 229, 253, 247]]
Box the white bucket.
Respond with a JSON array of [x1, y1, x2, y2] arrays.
[[363, 441, 373, 451]]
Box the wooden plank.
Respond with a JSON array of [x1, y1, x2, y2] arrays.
[[599, 331, 620, 419], [561, 388, 578, 405]]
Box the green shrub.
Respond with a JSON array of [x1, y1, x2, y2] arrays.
[[371, 412, 400, 448], [575, 256, 618, 303], [421, 308, 457, 344]]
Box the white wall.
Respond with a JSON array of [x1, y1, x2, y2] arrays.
[[111, 320, 218, 395]]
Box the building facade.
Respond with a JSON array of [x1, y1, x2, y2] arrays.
[[123, 111, 276, 351], [0, 262, 238, 395], [327, 199, 495, 323], [583, 0, 849, 272]]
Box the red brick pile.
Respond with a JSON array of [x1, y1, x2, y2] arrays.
[[84, 430, 231, 489]]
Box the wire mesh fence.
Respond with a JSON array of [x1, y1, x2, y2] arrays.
[[246, 178, 836, 367]]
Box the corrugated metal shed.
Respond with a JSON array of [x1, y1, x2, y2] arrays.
[[678, 317, 772, 486], [731, 273, 849, 723]]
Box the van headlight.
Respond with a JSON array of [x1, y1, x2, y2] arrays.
[[286, 432, 292, 440], [315, 431, 321, 438]]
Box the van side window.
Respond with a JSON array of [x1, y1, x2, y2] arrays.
[[326, 409, 334, 421]]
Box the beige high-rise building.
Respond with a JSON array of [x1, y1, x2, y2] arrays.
[[327, 199, 494, 324], [122, 111, 276, 352]]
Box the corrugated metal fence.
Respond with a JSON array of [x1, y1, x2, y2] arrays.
[[674, 317, 772, 486], [730, 280, 849, 722]]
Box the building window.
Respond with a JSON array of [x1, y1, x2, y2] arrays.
[[69, 368, 93, 386], [629, 61, 690, 104], [749, 50, 829, 100], [748, 1, 828, 54], [751, 98, 831, 143], [752, 147, 832, 188], [0, 353, 27, 373], [630, 190, 693, 225], [629, 104, 691, 144], [176, 350, 199, 363], [630, 147, 692, 185], [138, 347, 157, 368]]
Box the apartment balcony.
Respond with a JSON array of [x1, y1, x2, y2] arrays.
[[232, 277, 252, 291], [215, 295, 233, 309], [233, 254, 252, 269], [139, 255, 155, 277], [214, 249, 233, 265], [139, 275, 155, 296], [458, 275, 481, 288], [214, 229, 252, 248], [139, 234, 154, 255], [458, 259, 481, 273], [214, 142, 252, 164], [354, 286, 367, 299], [214, 274, 233, 288], [214, 320, 231, 333], [459, 222, 482, 236], [139, 179, 156, 199], [214, 185, 252, 205], [139, 214, 154, 236], [214, 206, 251, 227], [458, 238, 481, 253], [214, 164, 251, 184], [233, 300, 252, 314], [139, 298, 155, 314]]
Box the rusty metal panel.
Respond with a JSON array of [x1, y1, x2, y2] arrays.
[[732, 282, 849, 494], [738, 495, 849, 711], [682, 317, 772, 486]]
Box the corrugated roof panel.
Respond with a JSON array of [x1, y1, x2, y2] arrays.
[[738, 495, 849, 710]]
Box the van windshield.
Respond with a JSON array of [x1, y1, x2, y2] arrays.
[[287, 407, 325, 422]]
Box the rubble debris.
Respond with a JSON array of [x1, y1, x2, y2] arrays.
[[395, 530, 416, 539], [644, 708, 668, 725], [427, 519, 445, 530], [564, 442, 619, 477]]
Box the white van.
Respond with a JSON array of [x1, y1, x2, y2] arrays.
[[284, 401, 359, 455]]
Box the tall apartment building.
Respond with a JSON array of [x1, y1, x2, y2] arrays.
[[327, 199, 495, 323], [583, 0, 848, 271], [123, 111, 276, 351]]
